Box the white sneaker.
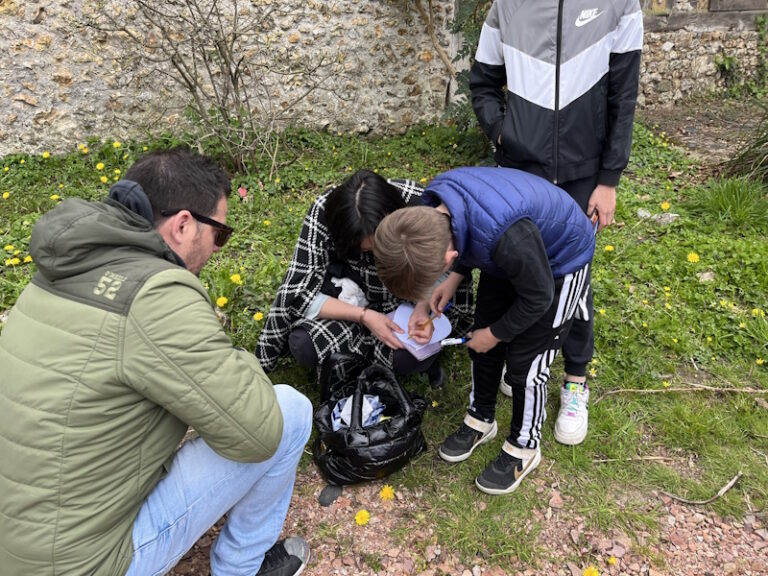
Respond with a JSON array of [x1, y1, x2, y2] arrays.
[[554, 382, 589, 445], [499, 365, 512, 397]]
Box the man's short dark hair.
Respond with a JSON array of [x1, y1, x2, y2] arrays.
[[324, 169, 406, 260], [125, 148, 231, 222]]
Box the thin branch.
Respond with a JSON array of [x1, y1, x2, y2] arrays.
[[414, 0, 456, 77], [593, 456, 679, 464], [594, 385, 768, 404], [660, 471, 742, 505]]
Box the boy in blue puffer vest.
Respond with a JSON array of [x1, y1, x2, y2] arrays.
[[373, 167, 595, 494]]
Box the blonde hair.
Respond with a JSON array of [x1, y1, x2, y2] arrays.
[[374, 206, 452, 302]]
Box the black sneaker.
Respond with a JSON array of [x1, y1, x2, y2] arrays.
[[475, 442, 541, 495], [256, 537, 310, 576], [438, 414, 497, 463]]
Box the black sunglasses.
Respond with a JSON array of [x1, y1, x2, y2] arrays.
[[160, 209, 234, 247]]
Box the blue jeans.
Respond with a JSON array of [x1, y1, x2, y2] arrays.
[[125, 385, 313, 576]]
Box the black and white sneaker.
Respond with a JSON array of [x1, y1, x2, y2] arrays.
[[255, 537, 310, 576], [475, 441, 541, 495], [438, 414, 497, 463]]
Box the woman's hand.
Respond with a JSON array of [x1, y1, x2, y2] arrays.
[[430, 272, 464, 316], [407, 300, 434, 345], [466, 327, 501, 354], [362, 309, 405, 350]]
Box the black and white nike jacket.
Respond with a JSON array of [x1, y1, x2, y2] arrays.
[[469, 0, 643, 187]]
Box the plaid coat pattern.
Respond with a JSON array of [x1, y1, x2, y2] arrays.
[[255, 179, 474, 372]]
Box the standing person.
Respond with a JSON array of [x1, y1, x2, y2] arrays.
[[469, 0, 643, 444], [0, 148, 312, 576], [256, 169, 473, 387], [373, 167, 595, 494]]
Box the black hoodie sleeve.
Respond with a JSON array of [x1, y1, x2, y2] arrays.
[[488, 219, 554, 342]]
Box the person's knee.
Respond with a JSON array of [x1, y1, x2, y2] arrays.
[[273, 384, 313, 444], [288, 328, 319, 368]]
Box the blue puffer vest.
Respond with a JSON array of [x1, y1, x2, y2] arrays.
[[422, 167, 595, 278]]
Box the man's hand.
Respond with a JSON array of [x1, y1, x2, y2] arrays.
[[467, 327, 501, 354], [362, 310, 405, 350], [430, 272, 464, 316], [587, 184, 616, 232], [408, 301, 434, 344]]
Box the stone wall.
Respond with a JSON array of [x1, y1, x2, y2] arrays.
[[0, 0, 766, 156]]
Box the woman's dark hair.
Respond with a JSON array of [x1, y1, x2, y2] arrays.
[[124, 147, 231, 222], [324, 169, 407, 260]]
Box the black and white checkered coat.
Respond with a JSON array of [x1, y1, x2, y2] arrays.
[[255, 179, 474, 372]]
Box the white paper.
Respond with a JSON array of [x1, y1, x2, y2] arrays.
[[392, 303, 452, 351]]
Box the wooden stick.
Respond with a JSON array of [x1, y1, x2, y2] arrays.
[[660, 471, 742, 505], [750, 446, 768, 467], [594, 386, 768, 404], [593, 456, 678, 464]]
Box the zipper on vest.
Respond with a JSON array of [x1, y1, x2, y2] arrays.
[[553, 0, 564, 185]]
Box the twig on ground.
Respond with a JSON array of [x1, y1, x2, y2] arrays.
[[750, 446, 768, 467], [593, 456, 678, 464], [660, 471, 742, 505], [594, 385, 768, 404]]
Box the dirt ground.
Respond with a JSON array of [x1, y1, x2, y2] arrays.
[[169, 97, 768, 576]]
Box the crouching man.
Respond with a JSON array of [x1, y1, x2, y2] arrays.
[[373, 167, 595, 495], [0, 148, 311, 575]]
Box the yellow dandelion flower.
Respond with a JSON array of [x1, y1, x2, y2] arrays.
[[599, 308, 606, 315], [380, 485, 395, 501], [143, 146, 148, 151], [263, 220, 271, 226], [23, 255, 33, 263], [354, 509, 370, 526], [253, 311, 264, 322], [642, 299, 648, 305], [13, 250, 20, 256], [583, 567, 599, 576], [113, 141, 121, 149], [100, 176, 108, 184], [752, 308, 762, 317], [59, 184, 64, 189], [230, 273, 243, 285], [96, 162, 105, 171], [661, 201, 670, 211], [113, 176, 119, 182], [82, 147, 89, 154], [2, 192, 9, 200], [642, 322, 648, 328], [739, 322, 746, 329], [114, 168, 121, 175], [591, 359, 598, 365], [604, 245, 615, 252], [42, 151, 50, 159], [672, 337, 678, 343], [50, 194, 60, 201], [665, 302, 672, 310], [607, 556, 617, 566], [687, 252, 700, 263], [216, 296, 228, 308], [663, 380, 670, 388], [20, 159, 25, 164], [3, 167, 9, 172], [664, 286, 671, 292], [274, 177, 280, 184], [707, 336, 712, 342], [757, 358, 764, 366], [589, 367, 597, 377], [78, 143, 85, 150], [9, 257, 20, 266], [4, 245, 14, 252], [431, 400, 438, 408], [4, 259, 11, 266], [419, 177, 428, 184]]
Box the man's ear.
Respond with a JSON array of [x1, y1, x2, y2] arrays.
[[157, 211, 195, 249], [444, 249, 459, 271]]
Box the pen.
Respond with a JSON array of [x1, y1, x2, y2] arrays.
[[416, 301, 453, 331], [440, 337, 470, 346]]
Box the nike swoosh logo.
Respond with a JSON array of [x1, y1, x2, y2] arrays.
[[575, 11, 603, 27]]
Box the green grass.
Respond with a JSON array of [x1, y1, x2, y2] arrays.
[[2, 122, 767, 572]]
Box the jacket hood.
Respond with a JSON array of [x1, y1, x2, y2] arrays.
[[30, 183, 181, 283]]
